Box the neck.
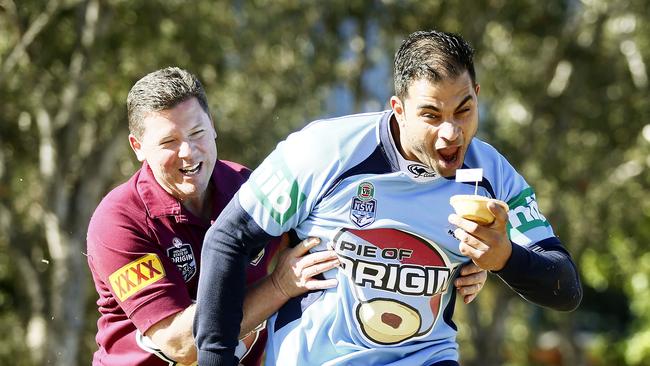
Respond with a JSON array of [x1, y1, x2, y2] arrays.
[[389, 115, 407, 160], [183, 184, 213, 220]]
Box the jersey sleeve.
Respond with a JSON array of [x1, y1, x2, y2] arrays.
[[87, 206, 192, 333], [495, 156, 556, 247], [237, 128, 336, 236], [493, 152, 582, 311]]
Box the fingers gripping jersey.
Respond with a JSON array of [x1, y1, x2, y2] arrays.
[[231, 111, 556, 365]]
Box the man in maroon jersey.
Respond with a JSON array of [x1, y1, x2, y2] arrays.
[[86, 67, 341, 366]]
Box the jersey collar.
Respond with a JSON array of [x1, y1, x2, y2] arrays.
[[378, 111, 443, 183], [136, 161, 215, 224]]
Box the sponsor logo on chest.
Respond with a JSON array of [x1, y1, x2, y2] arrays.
[[333, 227, 458, 345], [166, 237, 197, 282]]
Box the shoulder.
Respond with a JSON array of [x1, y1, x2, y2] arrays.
[[278, 111, 384, 171], [87, 172, 147, 250], [250, 111, 385, 193], [464, 138, 527, 200], [90, 176, 145, 225], [466, 138, 504, 160], [465, 138, 517, 175], [291, 111, 383, 146], [237, 112, 385, 233], [214, 159, 252, 181]]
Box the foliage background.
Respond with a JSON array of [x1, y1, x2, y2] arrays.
[[1, 0, 649, 365]]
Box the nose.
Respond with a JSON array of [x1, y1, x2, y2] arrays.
[[438, 120, 460, 142], [178, 140, 193, 158]]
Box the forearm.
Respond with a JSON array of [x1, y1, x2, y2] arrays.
[[145, 305, 197, 364], [240, 276, 289, 337], [194, 198, 274, 366], [494, 238, 583, 311]]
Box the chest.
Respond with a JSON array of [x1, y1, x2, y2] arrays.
[[304, 173, 492, 265], [150, 219, 207, 285], [150, 217, 278, 288]]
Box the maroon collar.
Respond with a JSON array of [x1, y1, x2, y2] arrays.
[[136, 161, 219, 224]]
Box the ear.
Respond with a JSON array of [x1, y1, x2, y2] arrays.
[[210, 125, 217, 140], [207, 115, 218, 139], [128, 134, 146, 162], [474, 83, 480, 96], [390, 96, 405, 122]]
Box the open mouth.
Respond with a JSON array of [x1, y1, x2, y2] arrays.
[[179, 162, 202, 176], [437, 146, 460, 165]]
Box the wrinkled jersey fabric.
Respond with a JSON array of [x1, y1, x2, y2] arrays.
[[198, 110, 559, 366]]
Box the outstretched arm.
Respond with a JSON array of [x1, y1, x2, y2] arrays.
[[240, 237, 339, 337], [195, 196, 290, 366], [490, 237, 582, 311], [145, 237, 338, 365], [449, 200, 582, 311], [145, 306, 197, 365]]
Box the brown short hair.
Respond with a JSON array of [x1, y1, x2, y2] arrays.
[[394, 30, 476, 99], [127, 67, 210, 139]]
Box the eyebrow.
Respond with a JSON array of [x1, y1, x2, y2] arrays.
[[417, 95, 474, 112]]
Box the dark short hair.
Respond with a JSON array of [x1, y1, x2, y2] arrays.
[[127, 67, 210, 139], [393, 30, 476, 99]]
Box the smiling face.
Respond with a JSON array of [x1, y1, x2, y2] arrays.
[[390, 71, 480, 177], [129, 97, 217, 213]]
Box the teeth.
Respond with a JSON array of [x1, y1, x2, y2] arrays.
[[180, 163, 201, 175]]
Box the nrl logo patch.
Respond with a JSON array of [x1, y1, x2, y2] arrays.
[[166, 237, 197, 282], [350, 182, 377, 228]]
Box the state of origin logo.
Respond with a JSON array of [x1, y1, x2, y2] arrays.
[[333, 227, 457, 345]]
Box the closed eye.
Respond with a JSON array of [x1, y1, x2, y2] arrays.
[[190, 129, 205, 137], [422, 113, 441, 121]]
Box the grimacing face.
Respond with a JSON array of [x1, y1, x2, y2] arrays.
[[129, 97, 217, 213], [390, 71, 480, 178]]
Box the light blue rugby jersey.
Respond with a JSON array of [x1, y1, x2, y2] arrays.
[[238, 110, 554, 366]]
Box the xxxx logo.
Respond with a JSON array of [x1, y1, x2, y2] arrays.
[[109, 253, 166, 301]]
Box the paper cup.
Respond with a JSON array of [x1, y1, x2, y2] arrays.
[[449, 195, 509, 225]]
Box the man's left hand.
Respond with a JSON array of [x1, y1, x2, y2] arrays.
[[454, 262, 487, 304], [271, 237, 340, 299]]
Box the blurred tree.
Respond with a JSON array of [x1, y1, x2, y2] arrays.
[[1, 0, 648, 365]]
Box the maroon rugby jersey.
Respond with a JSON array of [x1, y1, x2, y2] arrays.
[[87, 160, 279, 366]]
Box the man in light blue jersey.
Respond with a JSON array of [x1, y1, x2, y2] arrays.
[[195, 30, 583, 366]]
